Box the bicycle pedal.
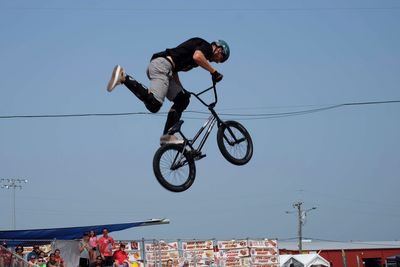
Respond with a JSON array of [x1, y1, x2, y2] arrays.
[[195, 153, 206, 160]]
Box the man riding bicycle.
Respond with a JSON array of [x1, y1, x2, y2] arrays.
[[106, 37, 230, 144]]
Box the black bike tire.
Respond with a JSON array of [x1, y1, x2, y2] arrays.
[[153, 144, 196, 192], [217, 120, 253, 166]]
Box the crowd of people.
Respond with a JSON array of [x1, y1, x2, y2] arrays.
[[78, 228, 134, 267], [1, 228, 197, 267], [0, 228, 144, 267], [1, 242, 67, 267]]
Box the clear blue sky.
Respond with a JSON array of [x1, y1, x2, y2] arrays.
[[1, 0, 399, 242]]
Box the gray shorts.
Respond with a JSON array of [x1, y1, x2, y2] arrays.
[[146, 57, 183, 104]]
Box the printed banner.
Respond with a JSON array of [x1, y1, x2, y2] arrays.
[[250, 255, 279, 265], [127, 251, 142, 262], [144, 241, 178, 252], [248, 239, 278, 248], [250, 247, 278, 256], [181, 240, 213, 251], [144, 241, 179, 265], [128, 241, 141, 251], [217, 240, 248, 250], [217, 248, 249, 259], [116, 239, 280, 267], [219, 257, 250, 267], [145, 250, 179, 261]]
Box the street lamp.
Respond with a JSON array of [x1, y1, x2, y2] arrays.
[[286, 202, 317, 253], [1, 178, 28, 230]]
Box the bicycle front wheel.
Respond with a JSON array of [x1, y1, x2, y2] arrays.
[[217, 120, 253, 165], [153, 144, 196, 192]]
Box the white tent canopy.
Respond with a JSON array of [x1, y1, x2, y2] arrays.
[[280, 254, 330, 267]]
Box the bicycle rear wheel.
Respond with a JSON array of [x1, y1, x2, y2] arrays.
[[153, 144, 196, 192], [217, 120, 253, 165]]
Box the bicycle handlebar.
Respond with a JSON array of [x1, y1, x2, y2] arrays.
[[187, 83, 218, 109]]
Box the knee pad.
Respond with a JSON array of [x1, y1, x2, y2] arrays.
[[172, 92, 190, 113], [144, 94, 162, 113]]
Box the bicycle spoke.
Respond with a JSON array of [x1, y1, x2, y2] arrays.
[[223, 128, 248, 159], [159, 149, 190, 186]]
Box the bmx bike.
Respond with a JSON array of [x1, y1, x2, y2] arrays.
[[152, 83, 253, 192]]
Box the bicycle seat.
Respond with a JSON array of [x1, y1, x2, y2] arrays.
[[167, 120, 184, 135]]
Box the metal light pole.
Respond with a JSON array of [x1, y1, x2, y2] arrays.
[[286, 202, 317, 253], [1, 178, 28, 230]]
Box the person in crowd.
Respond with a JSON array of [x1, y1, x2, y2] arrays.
[[88, 230, 98, 262], [0, 242, 12, 267], [97, 228, 115, 267], [39, 251, 47, 259], [112, 243, 129, 267], [26, 245, 41, 261], [26, 245, 47, 260], [12, 245, 25, 267], [53, 249, 65, 267], [46, 253, 58, 267], [181, 260, 189, 267], [89, 256, 104, 267], [79, 232, 91, 267], [27, 254, 37, 267], [166, 259, 173, 267], [37, 257, 47, 267]]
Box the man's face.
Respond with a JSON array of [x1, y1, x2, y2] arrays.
[[103, 229, 108, 236], [212, 47, 225, 63]]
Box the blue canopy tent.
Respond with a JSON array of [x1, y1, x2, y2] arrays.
[[0, 218, 169, 245]]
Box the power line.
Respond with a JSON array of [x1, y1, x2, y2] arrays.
[[0, 99, 399, 120], [223, 100, 400, 120], [3, 7, 400, 12], [0, 111, 153, 119]]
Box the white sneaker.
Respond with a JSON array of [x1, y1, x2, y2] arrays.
[[107, 65, 125, 92], [160, 134, 184, 145]]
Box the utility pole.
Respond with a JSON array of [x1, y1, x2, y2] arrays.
[[294, 202, 304, 253], [286, 201, 317, 253], [1, 178, 28, 230]]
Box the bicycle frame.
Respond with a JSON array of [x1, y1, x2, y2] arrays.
[[169, 84, 225, 158]]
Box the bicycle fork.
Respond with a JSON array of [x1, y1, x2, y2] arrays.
[[223, 128, 247, 146]]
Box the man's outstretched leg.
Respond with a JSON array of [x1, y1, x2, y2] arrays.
[[107, 65, 162, 113]]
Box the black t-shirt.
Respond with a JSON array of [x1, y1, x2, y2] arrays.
[[152, 37, 213, 72]]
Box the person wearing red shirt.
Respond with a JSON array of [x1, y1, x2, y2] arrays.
[[0, 242, 12, 267], [97, 228, 115, 267], [113, 243, 129, 267]]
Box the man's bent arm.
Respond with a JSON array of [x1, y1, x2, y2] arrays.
[[193, 50, 216, 74]]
